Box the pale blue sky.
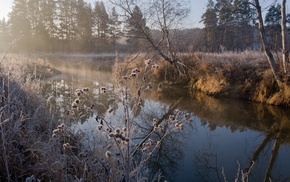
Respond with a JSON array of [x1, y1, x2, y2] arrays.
[[1, 0, 289, 28]]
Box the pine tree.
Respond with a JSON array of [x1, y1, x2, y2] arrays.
[[57, 0, 78, 52], [93, 1, 110, 52], [125, 5, 148, 52], [75, 0, 94, 52], [109, 7, 122, 51], [40, 0, 58, 52], [201, 0, 218, 52], [215, 0, 235, 51], [265, 4, 282, 50], [232, 0, 256, 50], [0, 18, 10, 51], [27, 0, 51, 51], [9, 0, 32, 51]]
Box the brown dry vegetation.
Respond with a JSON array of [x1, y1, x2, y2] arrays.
[[0, 55, 88, 181], [117, 51, 289, 107]]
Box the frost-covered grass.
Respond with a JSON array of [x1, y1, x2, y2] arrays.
[[119, 51, 289, 107]]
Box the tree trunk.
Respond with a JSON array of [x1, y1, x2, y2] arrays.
[[254, 0, 282, 86], [281, 0, 288, 74]]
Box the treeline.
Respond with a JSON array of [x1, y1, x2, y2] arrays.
[[201, 0, 290, 52], [0, 0, 122, 52], [0, 0, 288, 53]]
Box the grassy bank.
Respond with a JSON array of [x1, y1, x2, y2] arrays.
[[117, 51, 289, 107], [0, 55, 88, 181], [0, 55, 54, 181]]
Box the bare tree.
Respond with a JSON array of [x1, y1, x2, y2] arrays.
[[253, 0, 282, 86], [109, 0, 190, 69], [281, 0, 288, 74]]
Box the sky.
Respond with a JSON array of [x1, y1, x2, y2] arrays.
[[0, 0, 289, 28]]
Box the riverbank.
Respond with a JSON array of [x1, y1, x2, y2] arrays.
[[118, 51, 289, 107], [0, 54, 289, 181]]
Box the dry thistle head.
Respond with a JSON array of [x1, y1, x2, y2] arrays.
[[57, 123, 65, 130], [107, 107, 114, 113], [169, 115, 175, 120], [145, 59, 152, 65], [106, 127, 112, 133], [130, 73, 137, 77], [175, 123, 179, 128], [105, 151, 111, 159], [148, 138, 153, 145], [75, 89, 83, 96], [152, 64, 159, 69], [109, 133, 115, 138], [179, 124, 184, 130], [53, 128, 61, 135], [115, 128, 121, 134], [142, 147, 148, 152], [74, 99, 80, 104], [97, 125, 103, 131], [82, 88, 90, 92], [71, 102, 78, 109], [101, 87, 107, 93], [147, 83, 153, 89], [185, 113, 192, 122], [132, 68, 140, 73], [139, 97, 143, 102], [176, 110, 181, 117], [63, 143, 72, 150]]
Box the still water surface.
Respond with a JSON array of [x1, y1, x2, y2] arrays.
[[42, 56, 290, 182]]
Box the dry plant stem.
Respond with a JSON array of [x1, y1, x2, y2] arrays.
[[131, 126, 173, 177], [222, 167, 228, 182], [123, 84, 131, 182], [130, 129, 155, 157], [0, 111, 11, 182]]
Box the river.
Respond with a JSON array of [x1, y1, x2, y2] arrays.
[[41, 55, 290, 182]]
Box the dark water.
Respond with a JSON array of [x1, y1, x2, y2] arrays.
[[42, 57, 290, 182]]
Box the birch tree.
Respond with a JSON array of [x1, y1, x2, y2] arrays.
[[281, 0, 288, 74], [252, 0, 288, 86], [109, 0, 190, 69]]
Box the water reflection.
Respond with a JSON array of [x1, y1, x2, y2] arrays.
[[41, 60, 290, 182], [138, 84, 290, 181]]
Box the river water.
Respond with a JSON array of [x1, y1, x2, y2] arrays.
[[41, 56, 290, 182]]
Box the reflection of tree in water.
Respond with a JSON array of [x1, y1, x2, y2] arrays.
[[193, 114, 290, 182], [243, 121, 290, 182], [129, 84, 290, 181], [132, 98, 194, 181], [195, 147, 221, 182]]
